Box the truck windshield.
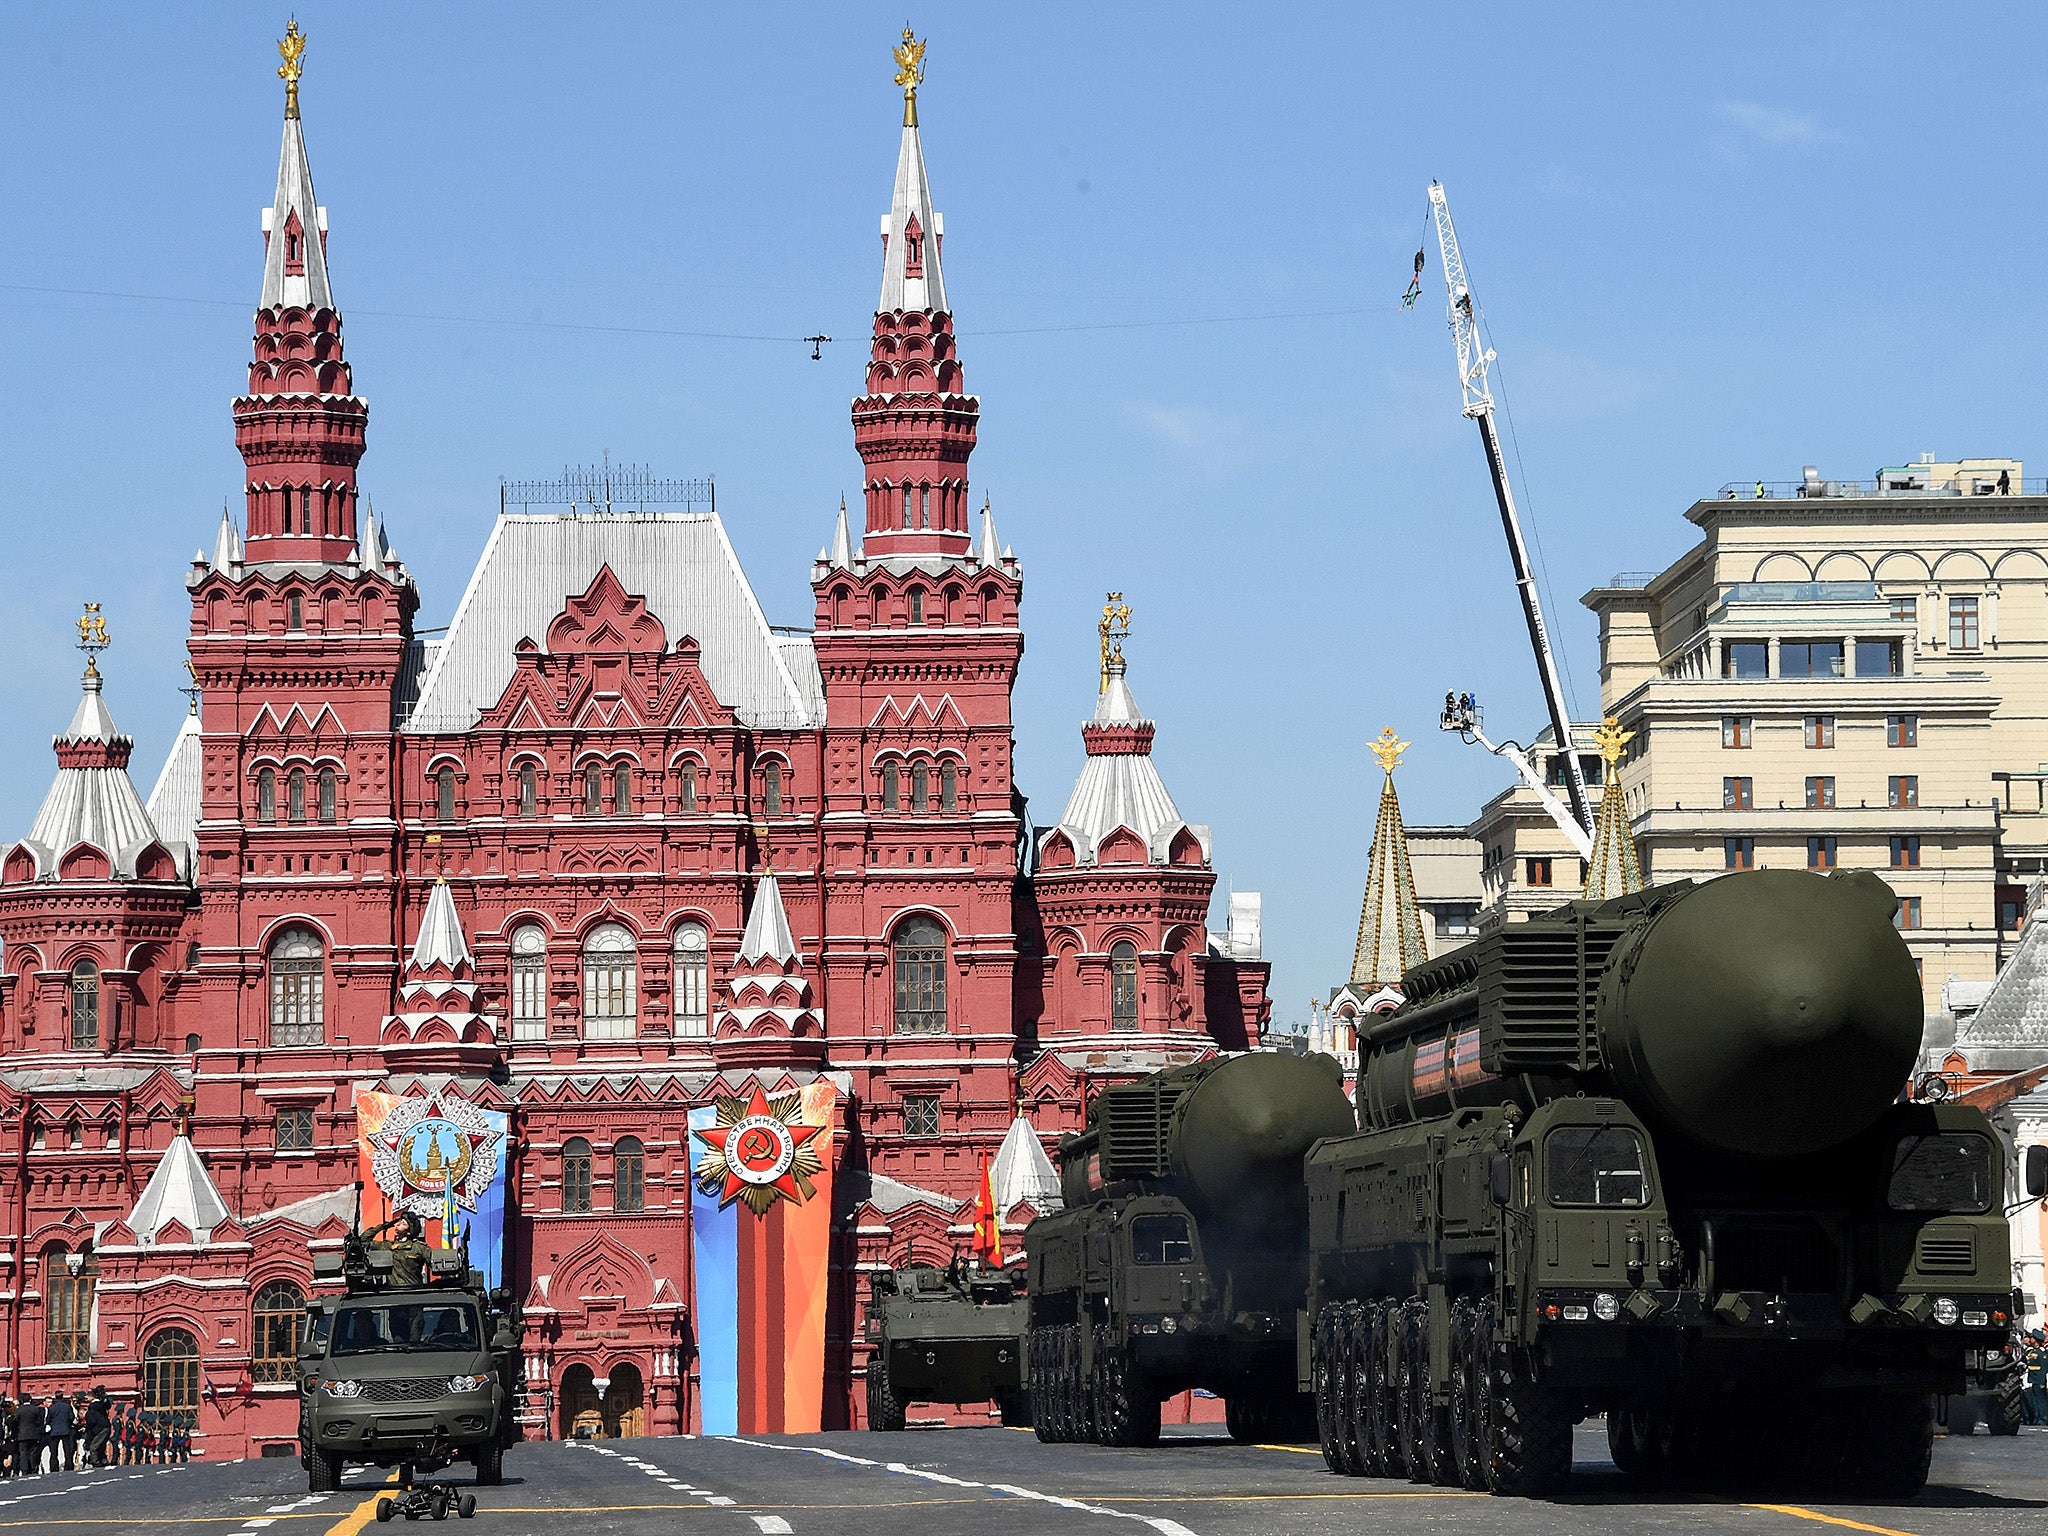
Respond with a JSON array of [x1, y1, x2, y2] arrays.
[[1546, 1127, 1650, 1208], [1130, 1214, 1194, 1265], [329, 1302, 480, 1357], [1887, 1133, 1993, 1213]]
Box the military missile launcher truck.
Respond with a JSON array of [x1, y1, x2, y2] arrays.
[[1303, 868, 2040, 1497], [1025, 1053, 1355, 1446], [862, 1260, 1032, 1430]]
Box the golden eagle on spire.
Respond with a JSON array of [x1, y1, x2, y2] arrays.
[[1369, 726, 1410, 774], [1099, 591, 1131, 692], [278, 19, 307, 119], [893, 25, 927, 126]]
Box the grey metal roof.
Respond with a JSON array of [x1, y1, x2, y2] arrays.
[[879, 120, 947, 314], [1954, 880, 2048, 1071], [127, 1134, 231, 1244], [738, 869, 798, 964], [1040, 666, 1210, 868], [991, 1116, 1060, 1212], [144, 713, 201, 882], [259, 112, 332, 311], [401, 513, 821, 734], [13, 674, 169, 881]]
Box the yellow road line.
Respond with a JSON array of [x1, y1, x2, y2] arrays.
[[320, 1473, 399, 1536], [1255, 1443, 1323, 1454], [1746, 1504, 1931, 1536]]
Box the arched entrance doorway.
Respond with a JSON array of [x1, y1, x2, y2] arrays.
[[602, 1362, 646, 1438], [559, 1364, 601, 1440]]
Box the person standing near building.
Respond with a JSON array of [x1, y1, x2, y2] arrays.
[[119, 1404, 139, 1466], [43, 1389, 74, 1474], [2022, 1327, 2048, 1426], [0, 1397, 15, 1477], [82, 1389, 109, 1469], [67, 1393, 85, 1471], [15, 1394, 43, 1477]]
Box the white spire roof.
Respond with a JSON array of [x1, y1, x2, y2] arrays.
[[739, 868, 798, 965], [878, 119, 947, 314], [13, 668, 170, 882], [259, 111, 332, 311], [977, 502, 1001, 566], [829, 501, 854, 568], [128, 1134, 231, 1245], [991, 1116, 1061, 1213], [408, 878, 472, 972], [144, 711, 202, 882], [1043, 661, 1211, 868], [213, 507, 244, 570]]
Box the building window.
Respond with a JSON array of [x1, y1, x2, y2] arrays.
[[286, 592, 303, 631], [431, 765, 455, 823], [562, 1138, 593, 1213], [674, 922, 709, 1037], [612, 764, 633, 816], [142, 1328, 200, 1414], [1895, 896, 1923, 931], [1110, 941, 1139, 1030], [1890, 835, 1921, 869], [1433, 903, 1480, 939], [1723, 777, 1753, 811], [318, 766, 337, 823], [1805, 715, 1834, 749], [901, 484, 913, 528], [1998, 885, 2026, 933], [892, 916, 948, 1034], [1806, 776, 1836, 810], [517, 764, 536, 818], [910, 762, 928, 813], [44, 1246, 96, 1365], [1888, 595, 1916, 624], [902, 1096, 941, 1138], [584, 764, 604, 816], [1887, 714, 1918, 748], [680, 762, 698, 813], [1857, 638, 1903, 677], [257, 766, 277, 823], [908, 589, 924, 625], [1722, 641, 1768, 679], [940, 760, 958, 812], [1889, 775, 1919, 809], [1807, 836, 1837, 870], [1781, 640, 1844, 678], [251, 1279, 304, 1385], [1524, 857, 1553, 888], [273, 1106, 315, 1151], [288, 767, 307, 824], [881, 763, 899, 811], [762, 761, 783, 816], [510, 924, 548, 1041], [1724, 837, 1754, 871], [613, 1137, 645, 1213], [268, 928, 325, 1046], [1949, 595, 1980, 651], [1722, 716, 1752, 749], [581, 923, 637, 1040], [69, 961, 100, 1051]]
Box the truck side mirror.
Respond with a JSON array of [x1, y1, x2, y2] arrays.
[[2026, 1143, 2047, 1200], [1489, 1153, 1512, 1206]]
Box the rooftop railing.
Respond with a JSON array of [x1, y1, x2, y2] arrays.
[[1715, 477, 2045, 500]]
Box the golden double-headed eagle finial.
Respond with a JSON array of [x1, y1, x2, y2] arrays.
[[1098, 592, 1131, 692], [893, 25, 927, 127], [77, 603, 110, 678], [278, 19, 307, 119], [1594, 715, 1635, 767], [1369, 726, 1410, 774]]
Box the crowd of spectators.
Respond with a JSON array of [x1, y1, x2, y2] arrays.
[[0, 1388, 191, 1474]]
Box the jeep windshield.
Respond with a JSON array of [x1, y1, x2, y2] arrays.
[[329, 1301, 481, 1357]]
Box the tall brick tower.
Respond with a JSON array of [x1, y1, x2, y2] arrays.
[[811, 31, 1026, 1196]]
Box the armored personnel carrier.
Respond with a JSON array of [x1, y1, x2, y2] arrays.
[[1024, 1052, 1355, 1446], [863, 1260, 1031, 1429], [1302, 869, 2039, 1497], [299, 1212, 521, 1496]]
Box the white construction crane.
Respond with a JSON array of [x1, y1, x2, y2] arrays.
[[1426, 181, 1595, 841]]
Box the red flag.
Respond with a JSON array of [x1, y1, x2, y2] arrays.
[[970, 1155, 1003, 1266]]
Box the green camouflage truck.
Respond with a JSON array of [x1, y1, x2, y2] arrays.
[[863, 1261, 1031, 1429]]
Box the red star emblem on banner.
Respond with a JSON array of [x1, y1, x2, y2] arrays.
[[692, 1085, 826, 1216]]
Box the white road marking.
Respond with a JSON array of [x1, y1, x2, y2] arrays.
[[752, 1519, 794, 1535]]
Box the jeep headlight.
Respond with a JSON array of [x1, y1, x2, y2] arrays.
[[321, 1379, 364, 1399], [449, 1375, 490, 1393], [1931, 1297, 1959, 1326], [1592, 1292, 1621, 1323]]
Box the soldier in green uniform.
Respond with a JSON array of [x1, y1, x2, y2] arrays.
[[366, 1210, 430, 1287], [2023, 1328, 2047, 1426]]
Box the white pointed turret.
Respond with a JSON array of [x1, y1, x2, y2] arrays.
[[259, 61, 333, 312], [739, 868, 799, 965], [358, 506, 382, 568], [991, 1115, 1062, 1213], [128, 1134, 231, 1245], [878, 33, 947, 316], [977, 500, 1001, 566], [714, 866, 825, 1065], [213, 507, 245, 570], [830, 500, 855, 568], [409, 878, 473, 972]]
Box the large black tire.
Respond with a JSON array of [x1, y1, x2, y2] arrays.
[[1369, 1302, 1404, 1479], [1352, 1304, 1387, 1477], [1313, 1307, 1342, 1470], [474, 1439, 504, 1488], [1028, 1329, 1059, 1443], [1092, 1334, 1161, 1448], [1224, 1393, 1267, 1444], [1333, 1304, 1364, 1474], [998, 1391, 1033, 1429], [1449, 1303, 1485, 1491], [308, 1449, 344, 1494], [1488, 1340, 1573, 1497], [867, 1357, 907, 1432], [1836, 1393, 1933, 1500], [1396, 1303, 1433, 1484], [1988, 1371, 2025, 1437]]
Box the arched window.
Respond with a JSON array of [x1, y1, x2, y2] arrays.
[[268, 928, 325, 1046], [256, 767, 277, 823], [288, 767, 307, 824], [908, 589, 925, 625], [901, 484, 913, 528], [910, 762, 928, 813], [44, 1243, 96, 1364], [581, 923, 637, 1040], [299, 487, 312, 535], [613, 1137, 645, 1213], [612, 764, 632, 815], [562, 1138, 593, 1213], [317, 766, 337, 824], [286, 591, 303, 631], [881, 762, 899, 812], [940, 760, 958, 813], [763, 761, 783, 816], [517, 764, 536, 818], [893, 916, 948, 1035], [70, 961, 100, 1051], [435, 766, 456, 824], [680, 762, 699, 813], [142, 1327, 200, 1413], [674, 923, 709, 1037], [251, 1279, 305, 1384], [509, 924, 548, 1041], [584, 764, 604, 816], [1111, 941, 1140, 1031], [919, 485, 931, 529]]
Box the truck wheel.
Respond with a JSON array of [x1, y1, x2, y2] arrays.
[[1450, 1302, 1485, 1491], [1350, 1304, 1387, 1477], [998, 1391, 1033, 1429], [1093, 1342, 1160, 1448], [474, 1440, 504, 1488], [868, 1359, 907, 1432], [1395, 1304, 1431, 1482], [1488, 1344, 1572, 1497], [1989, 1370, 2024, 1436], [1332, 1303, 1364, 1474], [1028, 1329, 1059, 1443], [1837, 1393, 1933, 1499], [308, 1449, 344, 1494], [1369, 1302, 1404, 1479], [1313, 1307, 1347, 1472], [1224, 1393, 1265, 1444]]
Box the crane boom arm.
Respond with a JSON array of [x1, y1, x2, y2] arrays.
[[1427, 182, 1593, 835]]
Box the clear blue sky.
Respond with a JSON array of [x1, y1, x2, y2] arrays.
[[1, 4, 2040, 1023]]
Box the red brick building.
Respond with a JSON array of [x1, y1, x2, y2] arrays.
[[0, 42, 1269, 1454]]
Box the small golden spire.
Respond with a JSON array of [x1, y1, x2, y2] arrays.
[[1594, 715, 1635, 767], [77, 602, 109, 681], [1369, 727, 1410, 774], [893, 25, 928, 128], [1098, 592, 1131, 693], [278, 19, 307, 121]]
